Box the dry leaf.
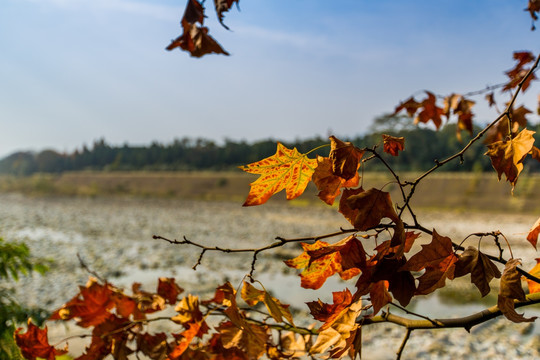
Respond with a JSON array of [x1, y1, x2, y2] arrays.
[[382, 134, 405, 156]]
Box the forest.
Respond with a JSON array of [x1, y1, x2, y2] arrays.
[[3, 117, 540, 175]]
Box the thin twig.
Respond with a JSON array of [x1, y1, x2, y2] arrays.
[[396, 329, 412, 360], [77, 253, 107, 283]]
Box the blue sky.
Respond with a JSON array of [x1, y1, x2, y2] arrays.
[[0, 0, 539, 158]]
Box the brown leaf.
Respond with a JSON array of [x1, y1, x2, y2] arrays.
[[166, 24, 230, 57], [49, 277, 115, 327], [306, 289, 353, 330], [137, 332, 168, 360], [485, 128, 536, 190], [338, 187, 364, 226], [529, 146, 540, 162], [241, 281, 294, 325], [503, 51, 537, 92], [345, 188, 399, 230], [485, 92, 496, 107], [214, 0, 239, 29], [527, 216, 540, 249], [157, 277, 183, 305], [498, 259, 537, 323], [370, 281, 392, 315], [312, 156, 359, 205], [394, 97, 421, 117], [329, 136, 364, 180], [454, 246, 501, 297], [217, 321, 269, 360], [15, 320, 67, 360], [240, 142, 318, 206], [414, 91, 444, 129], [382, 134, 405, 156]]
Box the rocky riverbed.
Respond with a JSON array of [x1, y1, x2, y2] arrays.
[[2, 193, 540, 359]]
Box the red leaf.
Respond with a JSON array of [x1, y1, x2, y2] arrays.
[[15, 320, 67, 360], [157, 277, 184, 305], [382, 134, 405, 156], [306, 289, 353, 330]]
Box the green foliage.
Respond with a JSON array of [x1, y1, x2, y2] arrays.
[[0, 237, 49, 360]]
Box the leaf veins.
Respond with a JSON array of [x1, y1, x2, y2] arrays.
[[240, 142, 317, 206]]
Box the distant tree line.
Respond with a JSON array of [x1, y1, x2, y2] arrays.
[[2, 116, 540, 175]]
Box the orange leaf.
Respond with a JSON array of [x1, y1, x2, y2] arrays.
[[172, 294, 203, 324], [525, 258, 540, 294], [382, 134, 405, 156], [15, 320, 67, 360], [284, 241, 343, 290], [312, 156, 359, 205], [338, 187, 365, 226], [527, 216, 540, 249], [344, 188, 400, 230], [394, 97, 421, 117], [49, 277, 115, 327], [485, 128, 535, 190], [240, 142, 318, 206], [329, 136, 364, 180], [217, 321, 269, 360], [306, 289, 353, 330]]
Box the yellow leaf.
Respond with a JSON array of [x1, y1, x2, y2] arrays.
[[240, 143, 318, 206]]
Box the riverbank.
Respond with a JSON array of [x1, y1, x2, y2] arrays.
[[1, 171, 540, 213]]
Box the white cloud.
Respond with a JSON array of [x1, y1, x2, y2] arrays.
[[13, 0, 180, 21]]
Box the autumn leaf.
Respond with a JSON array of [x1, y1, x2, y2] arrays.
[[400, 230, 458, 295], [307, 235, 367, 280], [310, 301, 362, 356], [136, 333, 168, 360], [498, 258, 537, 323], [454, 246, 501, 297], [15, 320, 67, 360], [414, 91, 444, 129], [394, 96, 421, 117], [382, 134, 405, 156], [503, 51, 537, 92], [132, 282, 166, 314], [49, 277, 115, 327], [241, 281, 294, 325], [157, 277, 183, 305], [306, 289, 353, 330], [284, 241, 343, 290], [338, 187, 365, 226], [374, 231, 420, 259], [169, 321, 208, 359], [526, 216, 540, 249], [214, 0, 239, 29], [329, 136, 364, 180], [312, 156, 359, 205], [172, 294, 203, 324], [525, 258, 540, 294], [369, 280, 393, 315], [240, 142, 318, 206], [485, 128, 536, 190], [217, 321, 269, 360], [344, 188, 399, 231]]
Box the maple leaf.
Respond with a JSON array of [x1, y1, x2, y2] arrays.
[[240, 142, 318, 206], [217, 320, 269, 360], [310, 301, 362, 357], [132, 282, 166, 314], [503, 51, 537, 92], [454, 246, 501, 297], [338, 187, 365, 226], [382, 134, 405, 156], [526, 216, 540, 249], [136, 333, 168, 360], [15, 320, 67, 360], [169, 321, 207, 359], [172, 294, 204, 324], [525, 258, 540, 294], [306, 289, 353, 330], [369, 280, 393, 315], [329, 136, 364, 180], [394, 96, 421, 117], [312, 156, 359, 205], [344, 188, 399, 231], [214, 0, 239, 29], [400, 230, 458, 295], [485, 92, 496, 107], [307, 235, 367, 280], [498, 258, 537, 323], [530, 145, 540, 162], [167, 24, 229, 57], [241, 281, 294, 325], [157, 277, 184, 305], [415, 91, 444, 129], [374, 231, 420, 260], [485, 128, 536, 190], [49, 277, 115, 327], [284, 241, 343, 290]]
